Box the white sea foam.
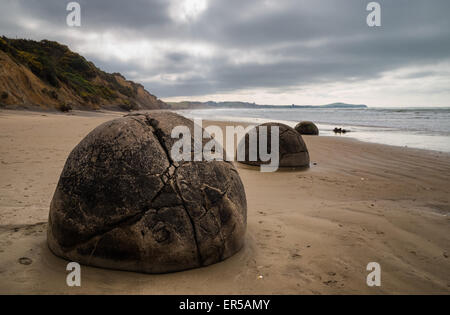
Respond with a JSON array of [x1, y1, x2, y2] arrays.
[[176, 107, 450, 153]]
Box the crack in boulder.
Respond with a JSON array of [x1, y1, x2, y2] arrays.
[[172, 165, 203, 266], [128, 114, 203, 265]]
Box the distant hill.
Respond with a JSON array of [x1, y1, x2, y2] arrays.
[[168, 101, 368, 109], [0, 37, 168, 111]]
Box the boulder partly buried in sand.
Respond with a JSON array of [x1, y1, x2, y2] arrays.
[[238, 122, 310, 168], [47, 112, 247, 273], [295, 121, 319, 135]]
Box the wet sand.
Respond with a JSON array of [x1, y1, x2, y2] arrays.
[[0, 110, 449, 294]]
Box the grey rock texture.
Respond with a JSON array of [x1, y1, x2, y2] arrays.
[[238, 122, 310, 168], [295, 121, 319, 136], [47, 112, 247, 273]]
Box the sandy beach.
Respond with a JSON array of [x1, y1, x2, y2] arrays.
[[0, 109, 449, 294]]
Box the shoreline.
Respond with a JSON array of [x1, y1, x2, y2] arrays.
[[0, 110, 449, 294], [203, 118, 450, 159], [178, 108, 450, 154], [2, 108, 450, 155]]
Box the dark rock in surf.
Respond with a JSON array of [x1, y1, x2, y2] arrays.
[[333, 128, 349, 134]]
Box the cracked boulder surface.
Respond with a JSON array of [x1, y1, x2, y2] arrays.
[[238, 122, 310, 168], [295, 121, 319, 136], [47, 112, 247, 273]]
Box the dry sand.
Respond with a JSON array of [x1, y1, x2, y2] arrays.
[[0, 110, 449, 294]]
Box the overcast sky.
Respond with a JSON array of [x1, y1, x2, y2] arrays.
[[1, 0, 450, 107]]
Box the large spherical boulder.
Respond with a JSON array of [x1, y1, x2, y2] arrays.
[[47, 112, 247, 273], [238, 122, 310, 168], [295, 121, 319, 135]]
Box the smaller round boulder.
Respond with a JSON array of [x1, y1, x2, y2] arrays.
[[238, 122, 310, 168], [295, 121, 319, 135]]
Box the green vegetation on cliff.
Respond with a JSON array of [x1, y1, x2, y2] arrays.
[[0, 37, 166, 110]]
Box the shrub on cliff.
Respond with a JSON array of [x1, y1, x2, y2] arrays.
[[57, 102, 72, 112]]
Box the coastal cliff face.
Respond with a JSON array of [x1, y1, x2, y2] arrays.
[[0, 37, 168, 111]]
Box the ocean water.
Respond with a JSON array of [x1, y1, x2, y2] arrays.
[[177, 107, 450, 153]]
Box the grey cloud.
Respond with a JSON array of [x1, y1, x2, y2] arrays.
[[1, 0, 449, 99]]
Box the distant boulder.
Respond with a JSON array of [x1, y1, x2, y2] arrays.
[[295, 121, 319, 135], [47, 112, 247, 273], [238, 122, 310, 168]]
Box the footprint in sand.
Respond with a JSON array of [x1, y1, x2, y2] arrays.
[[323, 280, 338, 286], [290, 250, 302, 259], [18, 257, 32, 265]]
